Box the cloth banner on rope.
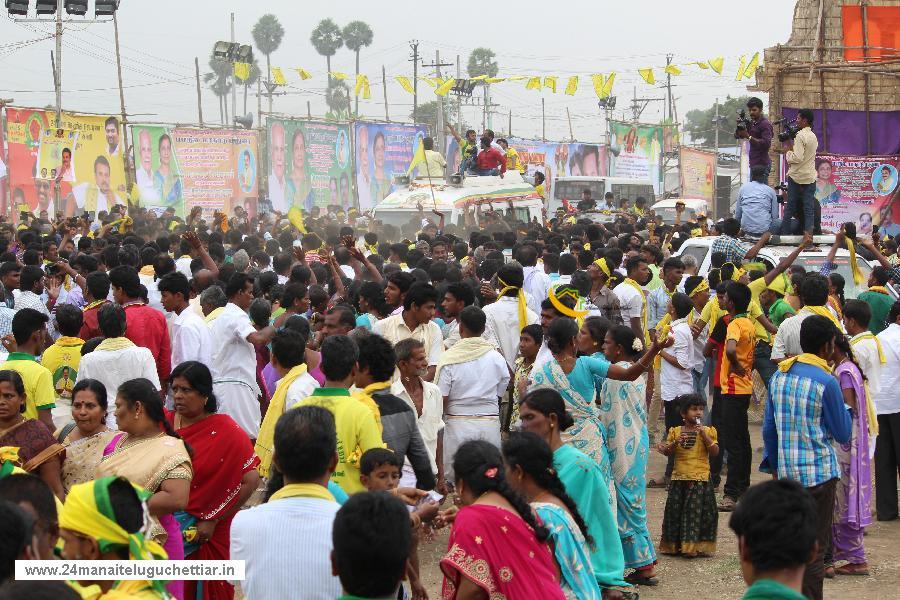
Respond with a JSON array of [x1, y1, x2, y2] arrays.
[[709, 57, 725, 74], [354, 74, 371, 99], [601, 72, 616, 98], [743, 52, 760, 79], [271, 67, 286, 86], [396, 76, 414, 94], [591, 74, 605, 98], [664, 64, 682, 76], [564, 75, 578, 96], [543, 76, 558, 93], [435, 78, 456, 96], [735, 56, 747, 81], [295, 68, 312, 80], [329, 72, 348, 80], [525, 77, 542, 90], [638, 68, 655, 85]]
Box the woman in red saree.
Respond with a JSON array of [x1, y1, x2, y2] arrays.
[[439, 440, 566, 600], [167, 361, 260, 600]]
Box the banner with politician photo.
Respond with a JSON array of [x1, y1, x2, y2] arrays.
[[265, 118, 353, 212], [679, 147, 716, 201], [4, 107, 127, 217], [131, 125, 259, 218], [609, 120, 664, 192], [809, 154, 900, 236], [354, 122, 427, 211]]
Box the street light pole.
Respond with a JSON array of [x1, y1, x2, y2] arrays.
[[230, 12, 236, 127], [112, 12, 132, 197], [54, 0, 62, 128]]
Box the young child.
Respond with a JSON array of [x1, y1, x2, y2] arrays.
[[657, 393, 720, 557]]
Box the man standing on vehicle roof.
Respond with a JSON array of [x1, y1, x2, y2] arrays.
[[735, 97, 773, 180], [601, 191, 616, 211]]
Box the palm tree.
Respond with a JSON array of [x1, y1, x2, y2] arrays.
[[310, 19, 343, 82], [237, 58, 261, 116], [325, 79, 351, 119], [204, 52, 233, 125], [252, 14, 285, 113], [342, 21, 373, 115]]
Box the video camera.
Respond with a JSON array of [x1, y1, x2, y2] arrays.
[[773, 182, 788, 205], [777, 118, 800, 143], [734, 109, 751, 139]]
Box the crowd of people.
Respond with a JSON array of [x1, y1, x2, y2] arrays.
[[0, 190, 899, 600]]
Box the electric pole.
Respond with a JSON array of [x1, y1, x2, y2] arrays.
[[629, 86, 664, 122], [713, 97, 720, 218], [421, 51, 453, 150], [112, 13, 132, 196], [230, 13, 236, 126], [409, 40, 419, 123], [665, 53, 674, 122]]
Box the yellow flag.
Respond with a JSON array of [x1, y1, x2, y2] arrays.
[[601, 72, 616, 98], [233, 62, 250, 81], [638, 68, 655, 85], [396, 76, 414, 94], [708, 57, 725, 74], [591, 74, 605, 98], [564, 75, 578, 95], [271, 67, 286, 86], [287, 207, 307, 234], [486, 77, 505, 84], [735, 55, 747, 80], [435, 78, 456, 96], [406, 138, 426, 176], [743, 52, 760, 79], [507, 75, 529, 81], [354, 74, 371, 99], [664, 64, 681, 76], [330, 72, 348, 80], [470, 75, 488, 81], [420, 77, 439, 88], [295, 68, 312, 80], [525, 76, 541, 90], [543, 76, 557, 93], [693, 61, 710, 69]]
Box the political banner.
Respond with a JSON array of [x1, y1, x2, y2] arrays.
[[355, 122, 427, 211], [4, 107, 127, 217], [679, 147, 716, 201], [265, 118, 352, 212], [810, 154, 900, 236], [0, 118, 6, 216], [609, 121, 664, 192], [131, 126, 259, 218]]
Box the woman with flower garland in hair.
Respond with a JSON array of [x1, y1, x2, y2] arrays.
[[437, 440, 566, 600], [503, 431, 602, 599]]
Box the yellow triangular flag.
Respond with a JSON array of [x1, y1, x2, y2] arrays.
[[601, 72, 616, 98], [638, 68, 655, 85], [743, 52, 760, 79], [486, 77, 505, 84], [271, 67, 286, 86], [543, 76, 557, 93], [525, 76, 542, 90], [564, 75, 578, 96], [693, 61, 710, 70], [735, 55, 747, 80], [709, 57, 724, 74], [470, 75, 488, 81], [329, 72, 348, 80], [287, 206, 307, 234], [295, 68, 312, 80], [233, 62, 250, 81], [420, 77, 439, 88], [507, 75, 529, 81], [664, 64, 681, 76], [435, 78, 456, 96], [406, 138, 426, 176], [591, 74, 605, 98], [355, 74, 371, 99], [396, 76, 414, 94]]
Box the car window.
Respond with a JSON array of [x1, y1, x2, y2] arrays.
[[795, 256, 872, 299], [610, 183, 654, 203], [679, 244, 710, 270]]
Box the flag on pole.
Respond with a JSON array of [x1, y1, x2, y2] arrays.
[[407, 138, 426, 176]]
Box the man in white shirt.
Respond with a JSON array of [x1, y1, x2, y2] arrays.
[[436, 306, 510, 482], [483, 263, 538, 371], [614, 255, 651, 340], [62, 156, 123, 218], [135, 129, 160, 203], [231, 405, 343, 600], [373, 282, 443, 382], [209, 273, 275, 438], [874, 301, 900, 521], [441, 283, 475, 350], [843, 300, 883, 394], [519, 245, 550, 315], [157, 272, 211, 368], [419, 136, 446, 181], [267, 122, 288, 212], [780, 108, 820, 235], [76, 303, 160, 429], [15, 265, 58, 340]]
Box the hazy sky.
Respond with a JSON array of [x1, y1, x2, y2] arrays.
[[0, 0, 797, 142]]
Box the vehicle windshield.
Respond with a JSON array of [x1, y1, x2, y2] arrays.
[[654, 206, 697, 225], [554, 180, 605, 201], [795, 255, 872, 299]]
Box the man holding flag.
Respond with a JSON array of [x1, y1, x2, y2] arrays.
[[409, 137, 446, 181]]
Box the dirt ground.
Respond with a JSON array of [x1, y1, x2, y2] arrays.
[[417, 423, 900, 599]]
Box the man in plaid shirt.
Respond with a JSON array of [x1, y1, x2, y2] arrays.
[[764, 315, 851, 600], [710, 219, 770, 266]]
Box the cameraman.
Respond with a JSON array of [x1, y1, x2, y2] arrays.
[[779, 109, 820, 235], [737, 97, 773, 179]]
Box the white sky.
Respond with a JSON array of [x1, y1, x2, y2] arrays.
[[0, 0, 797, 142]]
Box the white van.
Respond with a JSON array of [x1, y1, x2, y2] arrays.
[[651, 198, 710, 225], [549, 176, 655, 213]]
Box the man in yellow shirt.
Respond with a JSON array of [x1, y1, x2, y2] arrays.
[[298, 335, 383, 494], [497, 139, 526, 174], [419, 137, 446, 181], [40, 305, 85, 404], [1, 309, 55, 429]]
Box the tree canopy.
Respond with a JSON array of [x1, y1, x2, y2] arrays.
[[467, 48, 499, 78], [684, 95, 750, 147], [252, 14, 284, 57]]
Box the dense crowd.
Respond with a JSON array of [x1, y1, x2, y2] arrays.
[[0, 197, 899, 600]]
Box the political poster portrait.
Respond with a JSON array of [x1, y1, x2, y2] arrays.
[[354, 122, 428, 211]]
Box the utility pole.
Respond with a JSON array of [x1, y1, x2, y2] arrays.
[[665, 53, 674, 122], [456, 55, 462, 131], [713, 97, 720, 218], [409, 40, 419, 123], [112, 13, 131, 195], [566, 107, 574, 142], [54, 0, 62, 128], [629, 86, 665, 122], [230, 13, 236, 127], [195, 57, 204, 125], [422, 51, 453, 149], [541, 98, 546, 141], [382, 65, 390, 121]]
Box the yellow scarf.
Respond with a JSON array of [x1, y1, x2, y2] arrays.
[[434, 336, 497, 383], [255, 364, 309, 477], [364, 242, 379, 255], [96, 337, 135, 352], [845, 237, 866, 286], [851, 332, 886, 364], [800, 305, 842, 330], [549, 286, 588, 319], [204, 306, 225, 324], [863, 379, 880, 437], [653, 313, 672, 369], [138, 265, 155, 277], [688, 279, 709, 298], [352, 382, 388, 433], [593, 257, 611, 278], [498, 276, 529, 331], [778, 352, 833, 374], [83, 299, 107, 312], [269, 482, 335, 503], [868, 286, 890, 296], [624, 277, 649, 342]]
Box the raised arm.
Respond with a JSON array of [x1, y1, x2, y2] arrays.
[[183, 231, 219, 280], [744, 231, 771, 261], [606, 336, 674, 381], [764, 232, 812, 286]]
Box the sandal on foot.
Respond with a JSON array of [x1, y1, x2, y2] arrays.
[[835, 563, 869, 576], [647, 478, 668, 489], [624, 571, 659, 586], [717, 496, 737, 512], [824, 565, 836, 579]]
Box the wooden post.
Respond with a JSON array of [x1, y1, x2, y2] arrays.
[[566, 107, 574, 141], [541, 98, 546, 141], [307, 101, 312, 119], [508, 110, 511, 138], [382, 65, 390, 122], [195, 57, 203, 126]]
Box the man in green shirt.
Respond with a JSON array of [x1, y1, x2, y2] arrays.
[[729, 480, 817, 600], [760, 273, 796, 328], [1, 308, 55, 430], [332, 491, 411, 600], [857, 266, 894, 334]]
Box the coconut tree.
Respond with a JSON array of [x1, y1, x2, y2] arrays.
[[237, 58, 262, 116], [342, 20, 373, 114], [325, 79, 351, 119], [204, 52, 233, 125], [252, 14, 285, 113], [310, 18, 343, 82]]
